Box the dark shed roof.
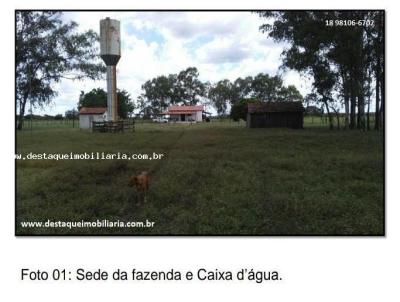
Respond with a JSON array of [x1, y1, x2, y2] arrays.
[[248, 102, 304, 113]]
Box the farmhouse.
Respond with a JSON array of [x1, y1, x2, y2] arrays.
[[79, 107, 108, 129], [247, 102, 304, 129], [162, 105, 203, 122]]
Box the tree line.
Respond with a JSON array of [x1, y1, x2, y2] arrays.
[[257, 11, 384, 130], [16, 11, 384, 130], [137, 67, 303, 117]]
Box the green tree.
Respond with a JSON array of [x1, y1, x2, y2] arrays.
[[118, 90, 135, 119], [278, 85, 303, 102], [65, 109, 78, 119], [78, 88, 134, 119], [257, 10, 384, 130], [135, 94, 150, 118], [232, 76, 253, 102], [230, 98, 259, 122], [16, 11, 105, 130], [176, 67, 206, 105], [251, 73, 283, 100], [208, 79, 234, 116], [78, 89, 105, 108], [140, 67, 206, 111], [307, 60, 337, 130], [367, 12, 384, 130], [141, 75, 174, 114]]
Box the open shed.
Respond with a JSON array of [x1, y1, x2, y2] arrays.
[[247, 102, 304, 129]]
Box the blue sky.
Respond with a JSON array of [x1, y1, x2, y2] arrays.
[[38, 11, 311, 115]]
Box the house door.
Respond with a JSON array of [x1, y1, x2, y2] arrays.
[[180, 114, 185, 121]]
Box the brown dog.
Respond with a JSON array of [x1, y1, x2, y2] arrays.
[[128, 171, 151, 204]]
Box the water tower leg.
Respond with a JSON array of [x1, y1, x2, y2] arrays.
[[106, 65, 118, 121]]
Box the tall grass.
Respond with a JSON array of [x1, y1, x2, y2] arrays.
[[16, 121, 384, 235]]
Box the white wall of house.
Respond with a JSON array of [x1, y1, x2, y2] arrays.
[[195, 111, 202, 122], [169, 111, 202, 122], [79, 114, 106, 129]]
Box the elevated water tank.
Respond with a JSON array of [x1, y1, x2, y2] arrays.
[[100, 18, 121, 66]]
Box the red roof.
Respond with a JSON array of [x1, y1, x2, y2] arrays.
[[161, 105, 204, 115], [163, 111, 198, 115], [79, 107, 107, 115], [168, 105, 203, 112]]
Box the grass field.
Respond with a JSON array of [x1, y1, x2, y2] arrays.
[[16, 119, 384, 235]]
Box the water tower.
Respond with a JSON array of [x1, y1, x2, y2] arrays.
[[100, 17, 121, 122]]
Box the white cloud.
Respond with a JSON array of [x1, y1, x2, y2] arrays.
[[39, 11, 309, 115]]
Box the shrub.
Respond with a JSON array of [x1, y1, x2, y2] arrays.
[[230, 98, 260, 121]]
